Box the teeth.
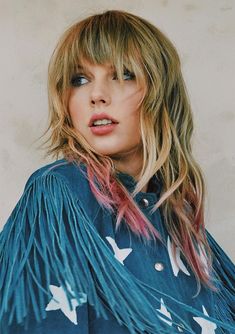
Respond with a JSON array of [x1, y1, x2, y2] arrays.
[[93, 119, 113, 126]]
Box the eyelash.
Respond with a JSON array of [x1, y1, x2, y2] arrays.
[[70, 75, 87, 87], [70, 70, 135, 87]]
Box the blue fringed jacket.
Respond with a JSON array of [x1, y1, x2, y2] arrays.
[[0, 159, 234, 334]]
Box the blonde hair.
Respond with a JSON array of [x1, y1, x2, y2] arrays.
[[46, 10, 213, 291]]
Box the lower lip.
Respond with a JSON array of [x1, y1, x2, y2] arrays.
[[90, 123, 118, 135]]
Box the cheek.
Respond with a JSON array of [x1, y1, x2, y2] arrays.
[[122, 88, 143, 114], [68, 95, 85, 127]]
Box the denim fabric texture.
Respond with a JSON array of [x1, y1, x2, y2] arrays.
[[0, 159, 234, 334]]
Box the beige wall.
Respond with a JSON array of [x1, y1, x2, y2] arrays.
[[0, 0, 234, 261]]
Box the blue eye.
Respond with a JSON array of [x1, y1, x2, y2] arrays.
[[70, 75, 88, 87], [123, 71, 135, 80], [113, 70, 135, 81]]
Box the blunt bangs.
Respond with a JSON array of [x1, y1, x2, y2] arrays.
[[60, 11, 147, 89]]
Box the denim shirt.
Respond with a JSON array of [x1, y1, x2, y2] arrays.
[[0, 159, 234, 334]]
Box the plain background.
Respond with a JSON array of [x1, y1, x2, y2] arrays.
[[0, 0, 234, 261]]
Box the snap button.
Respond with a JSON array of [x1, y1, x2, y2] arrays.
[[154, 262, 164, 271], [140, 198, 149, 208]]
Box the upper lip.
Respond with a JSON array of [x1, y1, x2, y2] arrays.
[[88, 113, 119, 127]]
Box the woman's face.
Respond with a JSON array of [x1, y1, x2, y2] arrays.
[[68, 61, 144, 160]]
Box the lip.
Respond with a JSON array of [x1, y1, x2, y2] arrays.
[[88, 112, 119, 127], [90, 123, 118, 135]]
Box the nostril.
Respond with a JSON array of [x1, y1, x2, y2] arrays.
[[91, 99, 106, 104]]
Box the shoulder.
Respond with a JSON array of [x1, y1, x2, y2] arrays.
[[24, 158, 90, 199], [2, 159, 101, 231]]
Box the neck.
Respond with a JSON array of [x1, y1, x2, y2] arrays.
[[109, 146, 149, 192]]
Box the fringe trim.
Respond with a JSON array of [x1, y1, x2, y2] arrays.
[[206, 231, 235, 332], [0, 173, 234, 333]]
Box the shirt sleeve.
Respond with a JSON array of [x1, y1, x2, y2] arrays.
[[0, 172, 91, 334], [206, 230, 235, 321]]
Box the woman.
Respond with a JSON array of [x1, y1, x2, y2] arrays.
[[0, 10, 234, 334]]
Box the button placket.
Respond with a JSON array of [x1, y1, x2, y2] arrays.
[[139, 198, 149, 208]]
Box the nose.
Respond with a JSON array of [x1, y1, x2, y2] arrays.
[[90, 81, 111, 107]]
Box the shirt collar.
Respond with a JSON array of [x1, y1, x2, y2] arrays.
[[115, 171, 162, 197]]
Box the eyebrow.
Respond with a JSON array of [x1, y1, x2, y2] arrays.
[[75, 65, 87, 73]]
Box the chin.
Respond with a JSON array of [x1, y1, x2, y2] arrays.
[[89, 144, 122, 157], [89, 140, 142, 158], [95, 148, 122, 157]]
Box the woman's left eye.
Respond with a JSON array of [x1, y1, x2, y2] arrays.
[[70, 75, 88, 87], [123, 71, 135, 80], [113, 70, 135, 81]]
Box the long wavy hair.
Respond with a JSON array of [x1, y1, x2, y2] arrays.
[[46, 10, 214, 292]]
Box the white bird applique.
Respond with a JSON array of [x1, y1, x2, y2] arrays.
[[156, 298, 172, 326], [46, 283, 87, 325], [167, 236, 190, 277], [105, 236, 132, 265], [193, 305, 217, 334]]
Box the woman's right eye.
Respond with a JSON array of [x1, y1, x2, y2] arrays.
[[70, 75, 88, 87]]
